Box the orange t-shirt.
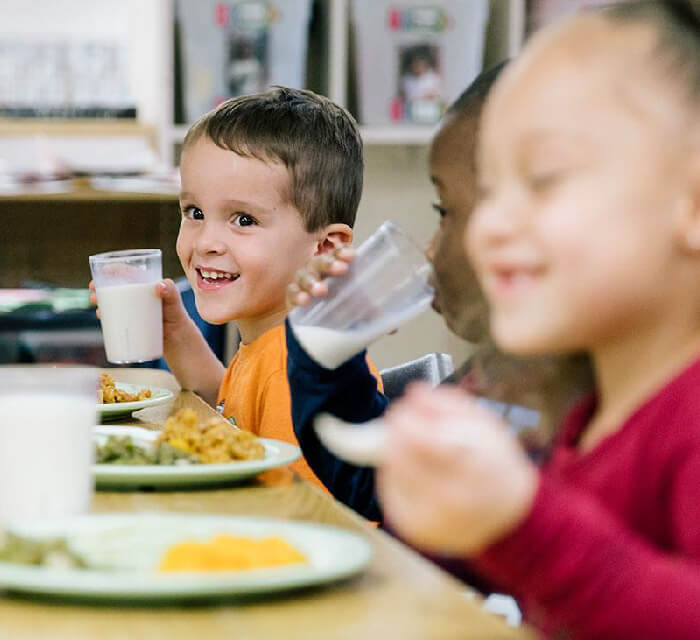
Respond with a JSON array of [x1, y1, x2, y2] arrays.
[[216, 324, 384, 488]]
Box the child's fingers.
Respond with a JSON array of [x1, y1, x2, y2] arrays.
[[385, 404, 448, 468], [155, 279, 175, 301], [286, 282, 311, 309], [307, 254, 349, 279], [293, 269, 327, 296], [88, 280, 100, 317], [332, 245, 355, 262], [157, 280, 187, 311]]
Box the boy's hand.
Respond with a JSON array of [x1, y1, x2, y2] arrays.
[[286, 246, 355, 309], [377, 384, 539, 557], [89, 278, 192, 343]]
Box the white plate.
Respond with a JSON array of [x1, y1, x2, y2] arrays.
[[0, 513, 372, 602], [98, 383, 175, 419], [93, 425, 301, 488]]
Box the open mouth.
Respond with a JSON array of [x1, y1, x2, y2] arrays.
[[195, 268, 240, 289], [489, 265, 544, 296]]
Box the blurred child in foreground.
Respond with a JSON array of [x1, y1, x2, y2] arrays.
[[379, 3, 700, 638]]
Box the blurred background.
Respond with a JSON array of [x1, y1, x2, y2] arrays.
[[0, 0, 619, 370]]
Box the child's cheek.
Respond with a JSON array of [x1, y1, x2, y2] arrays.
[[175, 229, 191, 266]]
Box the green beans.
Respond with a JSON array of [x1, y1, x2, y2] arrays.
[[95, 436, 200, 466], [0, 532, 86, 568]]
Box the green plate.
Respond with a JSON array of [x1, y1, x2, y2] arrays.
[[0, 513, 372, 602], [93, 426, 301, 488], [98, 384, 175, 419]]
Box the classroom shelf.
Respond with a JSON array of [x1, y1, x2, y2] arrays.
[[0, 0, 526, 164]]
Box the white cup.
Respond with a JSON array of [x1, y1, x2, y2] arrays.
[[0, 366, 98, 525], [89, 249, 163, 363], [289, 221, 434, 369]]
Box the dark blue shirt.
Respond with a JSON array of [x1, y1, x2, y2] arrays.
[[286, 319, 387, 520]]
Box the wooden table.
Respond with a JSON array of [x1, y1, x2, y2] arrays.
[[0, 369, 539, 640]]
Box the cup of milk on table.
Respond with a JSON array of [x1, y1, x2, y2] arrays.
[[0, 366, 98, 524], [289, 221, 434, 369], [89, 249, 163, 363]]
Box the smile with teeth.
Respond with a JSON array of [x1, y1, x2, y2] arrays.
[[197, 268, 239, 282]]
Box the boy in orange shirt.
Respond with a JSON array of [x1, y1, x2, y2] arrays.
[[93, 88, 381, 486]]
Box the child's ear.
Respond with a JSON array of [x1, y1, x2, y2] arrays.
[[315, 223, 353, 255]]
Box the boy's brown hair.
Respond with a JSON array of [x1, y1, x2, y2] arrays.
[[184, 87, 364, 232]]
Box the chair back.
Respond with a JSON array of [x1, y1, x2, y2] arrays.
[[380, 353, 454, 400]]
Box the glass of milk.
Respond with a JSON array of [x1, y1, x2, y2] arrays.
[[89, 249, 163, 363], [289, 221, 434, 369], [0, 366, 98, 524]]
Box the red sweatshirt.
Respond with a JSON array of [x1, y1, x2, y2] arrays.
[[475, 356, 700, 640]]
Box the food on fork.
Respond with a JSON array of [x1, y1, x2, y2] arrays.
[[157, 408, 265, 463], [98, 373, 152, 404]]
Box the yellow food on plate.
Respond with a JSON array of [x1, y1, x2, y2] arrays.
[[158, 534, 307, 572], [157, 408, 265, 463], [98, 373, 152, 404]]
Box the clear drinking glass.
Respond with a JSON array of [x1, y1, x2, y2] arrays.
[[0, 366, 98, 524], [289, 221, 434, 369], [89, 249, 163, 363]]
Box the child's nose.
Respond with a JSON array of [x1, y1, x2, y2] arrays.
[[195, 222, 228, 255], [466, 193, 525, 251]]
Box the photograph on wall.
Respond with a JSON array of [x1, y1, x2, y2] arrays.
[[352, 0, 489, 127], [395, 43, 443, 124], [177, 0, 311, 123], [225, 2, 270, 96]]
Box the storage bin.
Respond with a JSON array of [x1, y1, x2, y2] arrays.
[[352, 0, 489, 126], [176, 0, 312, 123]]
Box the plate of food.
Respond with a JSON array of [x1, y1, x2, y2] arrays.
[[93, 408, 301, 488], [0, 513, 372, 602], [97, 373, 174, 419]]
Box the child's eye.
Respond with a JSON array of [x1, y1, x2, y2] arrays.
[[182, 205, 204, 221], [232, 213, 258, 227], [527, 171, 565, 194], [432, 203, 448, 219]]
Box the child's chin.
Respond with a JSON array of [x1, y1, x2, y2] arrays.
[[193, 303, 233, 326], [493, 323, 557, 357]]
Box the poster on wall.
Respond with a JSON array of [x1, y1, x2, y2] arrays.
[[176, 0, 312, 124], [352, 1, 489, 126]]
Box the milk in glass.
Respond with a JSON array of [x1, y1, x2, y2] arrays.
[[96, 282, 163, 363], [0, 393, 95, 523], [292, 325, 375, 370]]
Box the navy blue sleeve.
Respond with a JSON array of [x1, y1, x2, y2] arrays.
[[285, 319, 389, 521]]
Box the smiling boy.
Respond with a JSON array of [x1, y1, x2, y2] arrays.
[[169, 87, 382, 485]]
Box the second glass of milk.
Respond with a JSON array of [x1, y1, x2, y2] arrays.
[[89, 249, 163, 363], [0, 366, 98, 524], [288, 221, 434, 369]]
